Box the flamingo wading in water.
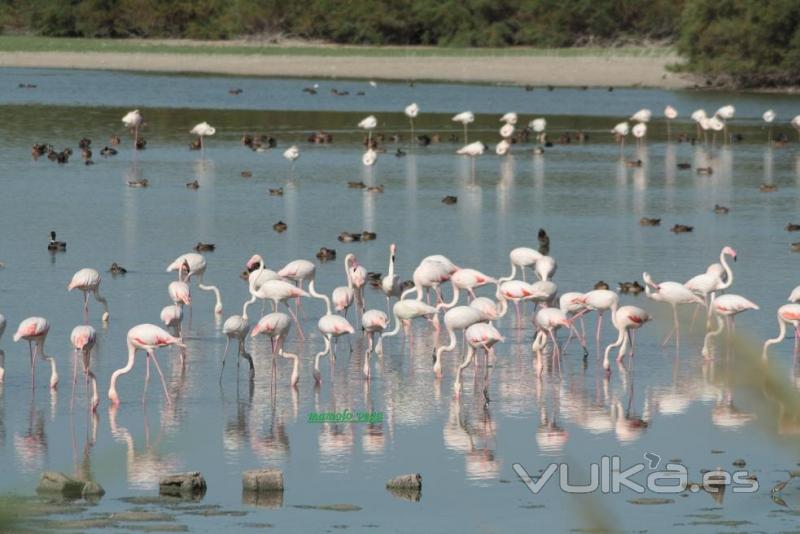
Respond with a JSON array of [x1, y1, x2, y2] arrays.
[[13, 317, 58, 389], [68, 268, 109, 322], [167, 253, 222, 315]]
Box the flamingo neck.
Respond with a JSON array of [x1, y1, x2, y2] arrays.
[[763, 313, 788, 358], [109, 343, 137, 401], [718, 252, 734, 290], [308, 280, 328, 307], [437, 285, 459, 311], [498, 260, 516, 284], [344, 257, 354, 290]]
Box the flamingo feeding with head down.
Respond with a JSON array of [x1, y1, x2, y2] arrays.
[[69, 325, 99, 412], [361, 309, 389, 378], [167, 253, 222, 315], [454, 323, 503, 399], [438, 268, 497, 310], [251, 313, 298, 387], [571, 289, 620, 349], [434, 305, 485, 378], [504, 247, 543, 283], [602, 306, 651, 372], [219, 301, 255, 382], [401, 258, 453, 305], [762, 304, 800, 359], [68, 268, 109, 323], [701, 294, 758, 359], [379, 299, 439, 353], [312, 290, 355, 384], [12, 317, 58, 389], [107, 324, 185, 405]]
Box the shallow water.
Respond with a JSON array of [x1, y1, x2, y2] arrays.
[[1, 69, 800, 533]]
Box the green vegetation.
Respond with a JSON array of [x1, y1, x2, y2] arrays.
[[0, 0, 797, 86]]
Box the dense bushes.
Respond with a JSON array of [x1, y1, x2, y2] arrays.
[[2, 0, 800, 86]]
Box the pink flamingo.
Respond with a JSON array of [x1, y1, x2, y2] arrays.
[[332, 254, 357, 320], [13, 317, 58, 389], [70, 325, 99, 412], [68, 268, 109, 322], [244, 261, 310, 339], [0, 313, 5, 383], [535, 256, 557, 281], [381, 244, 403, 313], [702, 294, 758, 359], [603, 306, 651, 371], [762, 304, 800, 359], [434, 306, 485, 378], [505, 247, 543, 282], [469, 297, 500, 321], [496, 280, 545, 326], [643, 272, 704, 347], [559, 292, 589, 350], [454, 323, 503, 398], [401, 258, 452, 304], [166, 253, 222, 314], [245, 254, 282, 291], [571, 289, 620, 349], [439, 268, 498, 309], [251, 313, 299, 387], [160, 305, 183, 338], [379, 299, 439, 352], [350, 258, 368, 316], [220, 304, 254, 382], [107, 324, 185, 405], [278, 259, 318, 311], [685, 246, 736, 328], [361, 309, 389, 378], [533, 307, 571, 361], [313, 291, 355, 384]]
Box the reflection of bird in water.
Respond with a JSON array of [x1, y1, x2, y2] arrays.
[[222, 380, 254, 459], [70, 411, 99, 483], [711, 389, 755, 429], [14, 400, 47, 473], [611, 399, 649, 444], [443, 399, 500, 480], [108, 406, 181, 490]]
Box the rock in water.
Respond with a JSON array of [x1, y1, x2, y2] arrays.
[[386, 473, 422, 490], [37, 472, 86, 498], [159, 472, 207, 498], [82, 480, 106, 498], [242, 469, 284, 492]]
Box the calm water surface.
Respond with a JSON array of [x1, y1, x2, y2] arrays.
[[0, 69, 800, 533]]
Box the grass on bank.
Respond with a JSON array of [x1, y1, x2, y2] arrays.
[[0, 35, 677, 58]]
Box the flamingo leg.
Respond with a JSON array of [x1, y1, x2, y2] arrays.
[[219, 338, 231, 383], [148, 349, 171, 406], [71, 349, 78, 411], [285, 302, 305, 340], [30, 341, 37, 388], [142, 353, 150, 404]]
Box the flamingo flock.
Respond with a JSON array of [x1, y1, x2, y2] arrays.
[[2, 236, 797, 410]]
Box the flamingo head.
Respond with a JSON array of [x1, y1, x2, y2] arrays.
[[722, 246, 737, 261], [571, 295, 587, 305], [0, 366, 4, 383], [108, 388, 119, 405], [214, 303, 223, 315], [313, 368, 322, 384], [181, 260, 191, 276], [390, 243, 397, 259], [246, 254, 263, 270]]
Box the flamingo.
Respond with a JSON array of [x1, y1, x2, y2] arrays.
[[438, 268, 497, 309], [457, 141, 486, 185], [602, 306, 651, 371], [495, 139, 511, 156], [685, 246, 736, 328], [381, 243, 403, 313], [469, 297, 500, 322], [160, 305, 183, 338], [245, 279, 309, 340], [612, 122, 629, 155], [332, 254, 357, 320], [166, 253, 222, 315], [789, 286, 800, 304], [664, 106, 678, 141], [454, 323, 503, 399], [535, 255, 557, 281], [251, 313, 298, 387], [763, 110, 776, 141], [715, 105, 735, 141], [559, 292, 589, 353], [122, 109, 143, 148], [283, 145, 300, 178], [361, 309, 389, 378], [220, 302, 255, 382], [358, 115, 378, 145], [530, 118, 546, 144], [632, 123, 647, 147], [401, 258, 452, 304], [503, 247, 543, 282], [68, 268, 109, 322], [166, 280, 191, 336], [630, 109, 652, 123], [312, 291, 355, 384], [643, 272, 705, 347], [499, 123, 514, 139], [531, 307, 571, 375], [500, 112, 518, 125], [350, 257, 368, 315], [691, 109, 707, 138], [0, 314, 5, 383], [69, 325, 99, 412], [792, 115, 800, 141], [434, 306, 485, 378], [277, 259, 318, 300], [496, 280, 548, 326], [379, 299, 439, 352], [701, 294, 759, 359], [405, 103, 419, 143], [452, 111, 474, 144], [12, 317, 58, 389], [763, 304, 800, 359], [107, 324, 185, 405], [190, 121, 215, 152], [422, 254, 458, 274]]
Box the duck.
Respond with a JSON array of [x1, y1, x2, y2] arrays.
[[395, 148, 406, 157], [241, 170, 253, 178], [639, 217, 661, 226], [416, 135, 431, 147], [625, 159, 642, 168], [676, 162, 692, 170], [361, 231, 377, 241], [127, 178, 149, 188], [189, 138, 201, 150], [714, 204, 729, 214], [78, 138, 91, 149], [442, 195, 458, 205], [228, 88, 243, 95], [241, 133, 253, 147], [792, 243, 800, 253], [533, 146, 545, 155], [109, 262, 127, 275], [348, 181, 366, 189], [81, 148, 92, 161], [538, 228, 550, 255], [186, 180, 199, 189], [135, 137, 147, 150], [316, 247, 337, 261], [696, 166, 713, 175], [618, 281, 645, 295], [193, 242, 216, 252], [760, 183, 778, 192], [48, 230, 66, 251], [269, 188, 284, 196], [338, 232, 361, 242], [366, 185, 384, 193], [100, 146, 117, 157], [593, 281, 610, 290], [31, 143, 50, 159], [109, 135, 121, 145], [786, 223, 800, 232], [273, 221, 288, 233], [671, 224, 693, 233]]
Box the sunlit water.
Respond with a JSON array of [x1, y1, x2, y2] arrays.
[[1, 69, 800, 532]]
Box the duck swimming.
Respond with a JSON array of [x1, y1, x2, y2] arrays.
[[48, 231, 66, 251]]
